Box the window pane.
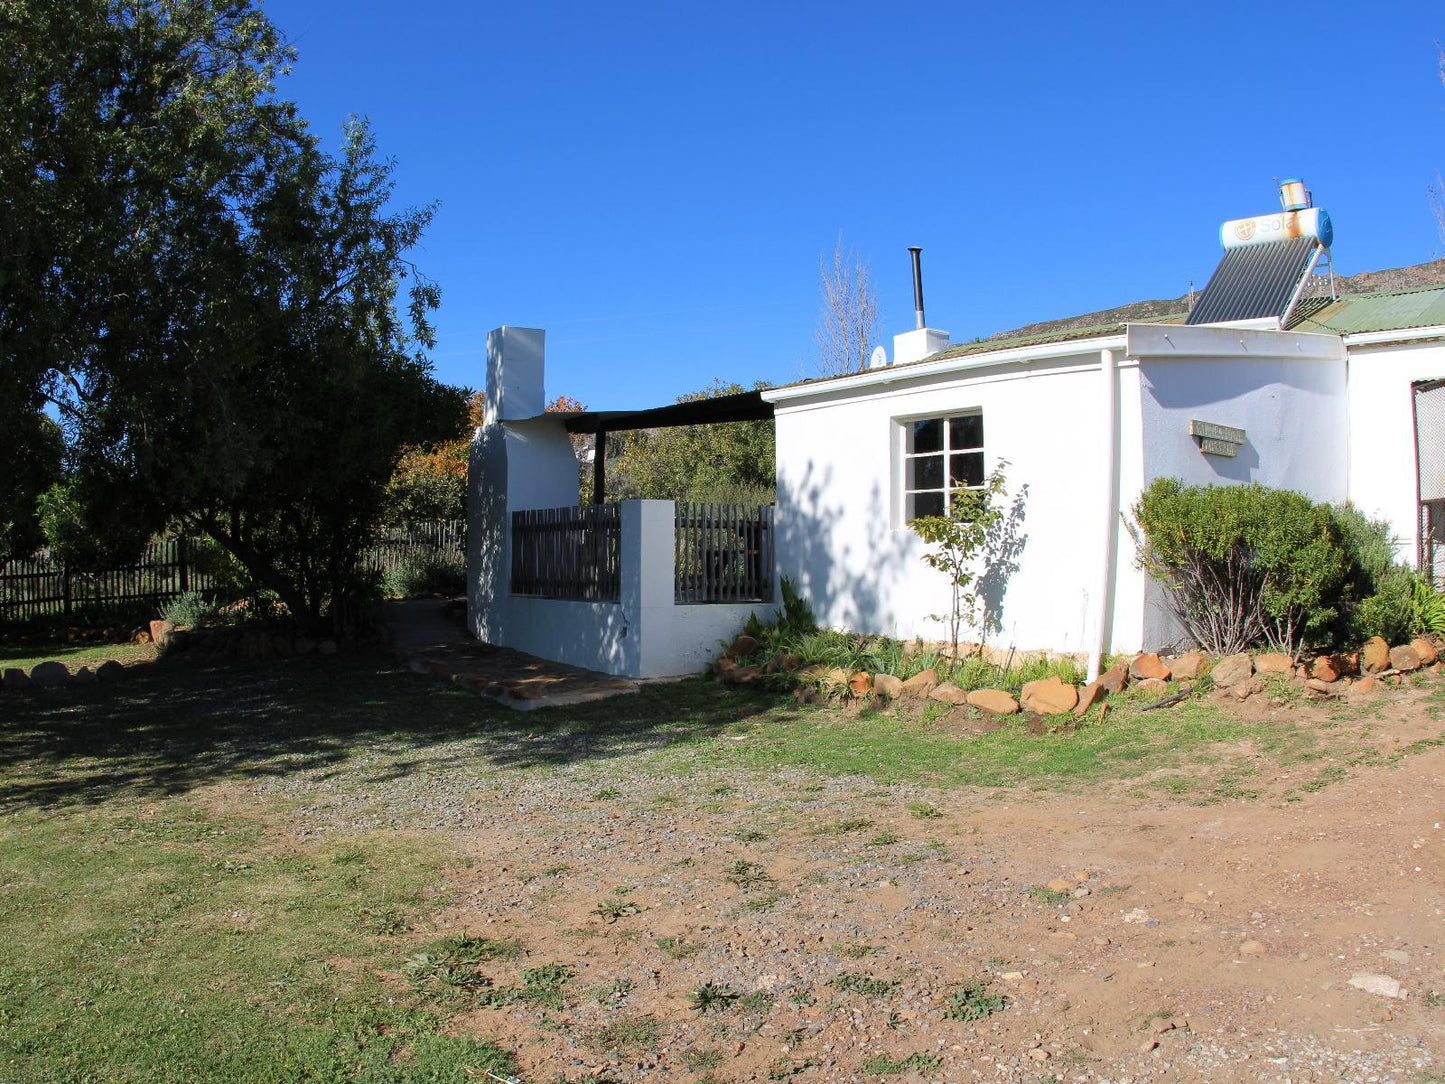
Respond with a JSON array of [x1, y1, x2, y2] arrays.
[[908, 455, 944, 490], [950, 451, 985, 488], [949, 413, 983, 450], [908, 491, 944, 520], [908, 418, 942, 454]]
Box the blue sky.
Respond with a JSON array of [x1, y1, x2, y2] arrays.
[[265, 0, 1445, 411]]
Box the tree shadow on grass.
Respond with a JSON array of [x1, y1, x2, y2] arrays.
[[0, 652, 790, 812]]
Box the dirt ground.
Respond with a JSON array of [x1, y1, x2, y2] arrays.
[[258, 679, 1445, 1084]]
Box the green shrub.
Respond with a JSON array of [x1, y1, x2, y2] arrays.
[[1413, 577, 1445, 636], [382, 551, 465, 599], [1332, 504, 1414, 644], [161, 590, 221, 628], [1130, 479, 1350, 655]]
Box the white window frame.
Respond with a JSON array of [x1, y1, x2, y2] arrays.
[[896, 409, 985, 524]]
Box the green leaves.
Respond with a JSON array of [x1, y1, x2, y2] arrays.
[[4, 1, 462, 631], [609, 380, 775, 504], [911, 460, 1014, 656], [1131, 480, 1353, 654]]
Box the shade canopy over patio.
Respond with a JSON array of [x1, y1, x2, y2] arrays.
[[542, 389, 775, 504]]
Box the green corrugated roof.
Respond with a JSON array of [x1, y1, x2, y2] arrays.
[[769, 283, 1445, 397], [929, 311, 1186, 362], [1286, 284, 1445, 335]]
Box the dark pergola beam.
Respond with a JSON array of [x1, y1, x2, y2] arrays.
[[561, 389, 774, 436], [553, 389, 774, 506]]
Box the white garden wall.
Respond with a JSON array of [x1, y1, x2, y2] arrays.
[[467, 327, 765, 679]]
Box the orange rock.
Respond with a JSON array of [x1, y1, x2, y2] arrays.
[[1231, 676, 1265, 701], [1310, 655, 1340, 683], [900, 669, 939, 698], [848, 671, 872, 697], [1410, 637, 1438, 666], [1020, 676, 1080, 715], [1074, 681, 1106, 717], [1130, 653, 1170, 681], [1389, 645, 1422, 672], [965, 688, 1020, 714], [873, 673, 903, 699], [725, 634, 759, 659], [1097, 662, 1130, 693], [724, 665, 763, 685], [929, 682, 969, 705], [1254, 652, 1293, 675], [1361, 636, 1390, 673], [1170, 652, 1208, 680]]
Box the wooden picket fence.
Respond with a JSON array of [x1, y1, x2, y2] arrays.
[[674, 502, 774, 604], [0, 537, 209, 622], [367, 519, 466, 576], [510, 504, 622, 601], [0, 521, 467, 624]]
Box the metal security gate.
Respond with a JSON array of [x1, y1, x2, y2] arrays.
[[1414, 379, 1445, 584]]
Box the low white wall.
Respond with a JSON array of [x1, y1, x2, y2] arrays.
[[621, 501, 765, 679], [467, 325, 767, 679], [498, 596, 636, 675], [469, 479, 765, 678], [1345, 336, 1445, 562], [770, 342, 1147, 655]]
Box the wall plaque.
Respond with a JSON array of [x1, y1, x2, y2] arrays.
[[1190, 419, 1245, 458]]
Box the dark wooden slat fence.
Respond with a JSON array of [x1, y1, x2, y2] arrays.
[[675, 502, 774, 604], [510, 505, 621, 601], [367, 519, 465, 575], [0, 537, 207, 622], [1, 521, 467, 624]]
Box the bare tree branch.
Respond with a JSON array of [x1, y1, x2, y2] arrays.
[[813, 236, 879, 376]]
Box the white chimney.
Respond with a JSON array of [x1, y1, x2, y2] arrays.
[[892, 327, 950, 366], [892, 247, 949, 365], [485, 326, 546, 424]]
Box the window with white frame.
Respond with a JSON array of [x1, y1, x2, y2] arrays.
[[901, 412, 985, 521]]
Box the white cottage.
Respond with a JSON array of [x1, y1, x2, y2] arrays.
[[470, 186, 1445, 679]]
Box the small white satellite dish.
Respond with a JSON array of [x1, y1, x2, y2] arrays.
[[868, 345, 889, 370]]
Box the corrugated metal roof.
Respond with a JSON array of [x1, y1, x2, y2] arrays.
[[764, 280, 1445, 400], [1186, 237, 1320, 325], [1286, 283, 1445, 335], [929, 312, 1183, 362]]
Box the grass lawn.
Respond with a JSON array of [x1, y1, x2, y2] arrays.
[[0, 649, 1359, 1081], [0, 638, 155, 673]]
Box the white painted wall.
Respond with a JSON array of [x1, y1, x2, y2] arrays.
[[1127, 324, 1350, 648], [767, 324, 1362, 656], [1345, 335, 1445, 561], [768, 340, 1148, 655], [467, 325, 764, 678], [469, 486, 764, 678]]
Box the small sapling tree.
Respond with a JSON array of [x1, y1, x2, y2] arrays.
[[911, 461, 1013, 663]]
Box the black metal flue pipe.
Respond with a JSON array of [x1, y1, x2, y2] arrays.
[[908, 246, 925, 329]]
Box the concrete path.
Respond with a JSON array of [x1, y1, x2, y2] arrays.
[[380, 598, 637, 710]]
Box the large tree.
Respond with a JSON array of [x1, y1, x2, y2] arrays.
[[1, 0, 462, 632]]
